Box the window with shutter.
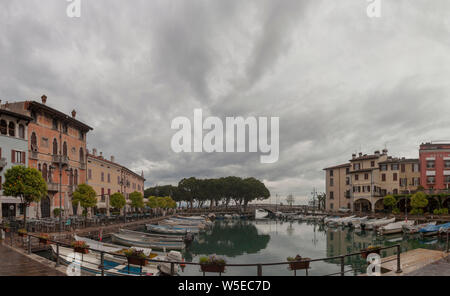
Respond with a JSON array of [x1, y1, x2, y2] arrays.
[[21, 151, 26, 164], [0, 147, 2, 158], [11, 149, 15, 163]]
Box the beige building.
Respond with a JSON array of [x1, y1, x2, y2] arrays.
[[324, 149, 420, 213], [86, 148, 145, 215], [324, 163, 351, 212]]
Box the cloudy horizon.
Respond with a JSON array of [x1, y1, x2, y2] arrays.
[[2, 0, 450, 204]]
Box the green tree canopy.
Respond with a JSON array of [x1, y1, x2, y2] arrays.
[[129, 191, 144, 211], [146, 196, 158, 208], [2, 166, 47, 227], [72, 184, 97, 217], [109, 192, 126, 212], [411, 192, 428, 210], [383, 195, 397, 207]]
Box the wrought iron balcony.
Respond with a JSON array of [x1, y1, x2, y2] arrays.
[[47, 182, 59, 192], [52, 154, 69, 166]]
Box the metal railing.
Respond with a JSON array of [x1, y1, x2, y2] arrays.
[[4, 229, 410, 277]]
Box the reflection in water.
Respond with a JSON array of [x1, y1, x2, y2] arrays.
[[177, 220, 447, 276], [184, 220, 270, 261]]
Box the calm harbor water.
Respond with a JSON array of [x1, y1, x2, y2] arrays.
[[178, 219, 448, 276], [35, 219, 448, 276]]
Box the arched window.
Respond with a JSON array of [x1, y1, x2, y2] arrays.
[[63, 142, 68, 157], [8, 122, 15, 136], [31, 132, 38, 150], [42, 163, 48, 182], [52, 138, 58, 155], [18, 124, 25, 139], [69, 169, 73, 186], [0, 120, 6, 135], [79, 148, 84, 163], [38, 163, 41, 172], [74, 169, 78, 186]]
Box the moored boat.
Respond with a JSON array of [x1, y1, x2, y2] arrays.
[[50, 244, 161, 276], [419, 222, 450, 237], [378, 220, 414, 235], [111, 233, 185, 250]]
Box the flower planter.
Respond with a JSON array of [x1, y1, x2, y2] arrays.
[[361, 248, 381, 259], [3, 227, 10, 233], [200, 264, 225, 273], [127, 256, 147, 266], [288, 259, 310, 270], [74, 247, 89, 254]]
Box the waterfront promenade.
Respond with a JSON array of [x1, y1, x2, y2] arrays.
[[0, 243, 65, 276]]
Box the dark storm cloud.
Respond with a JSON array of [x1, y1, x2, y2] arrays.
[[2, 0, 450, 203]]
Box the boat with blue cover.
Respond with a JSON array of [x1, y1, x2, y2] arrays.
[[418, 222, 450, 237]]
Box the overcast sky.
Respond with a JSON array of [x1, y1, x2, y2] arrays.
[[2, 0, 450, 204]]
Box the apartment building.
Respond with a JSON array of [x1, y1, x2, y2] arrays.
[[3, 96, 93, 218], [419, 142, 450, 191], [324, 163, 351, 212], [86, 149, 145, 215], [0, 108, 32, 220], [324, 149, 420, 213]]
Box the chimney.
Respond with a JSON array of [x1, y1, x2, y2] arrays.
[[71, 109, 76, 118], [359, 152, 363, 157], [100, 152, 103, 158], [41, 95, 47, 104], [382, 148, 388, 155], [352, 153, 356, 159], [92, 148, 97, 156], [111, 156, 115, 163]]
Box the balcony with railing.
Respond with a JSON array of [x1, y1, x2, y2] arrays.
[[47, 182, 59, 192], [52, 155, 69, 166]]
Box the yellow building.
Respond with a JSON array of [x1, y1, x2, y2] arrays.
[[324, 149, 420, 213], [86, 148, 145, 215]]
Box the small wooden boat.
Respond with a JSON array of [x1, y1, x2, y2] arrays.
[[111, 233, 185, 250], [51, 245, 161, 276], [118, 229, 185, 242], [365, 218, 396, 230], [378, 220, 414, 235], [146, 224, 191, 235]]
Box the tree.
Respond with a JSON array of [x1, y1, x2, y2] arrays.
[[317, 193, 326, 211], [383, 195, 397, 213], [109, 192, 126, 214], [146, 196, 158, 209], [286, 194, 295, 207], [2, 166, 47, 228], [411, 192, 428, 215], [129, 191, 144, 212], [72, 184, 97, 218]]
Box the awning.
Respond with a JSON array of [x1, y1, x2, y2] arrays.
[[0, 196, 23, 204]]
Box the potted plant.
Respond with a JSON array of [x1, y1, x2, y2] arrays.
[[71, 241, 90, 254], [124, 248, 147, 266], [361, 245, 381, 259], [2, 223, 10, 233], [199, 255, 226, 273], [18, 228, 27, 237], [38, 233, 50, 245], [287, 255, 310, 270]]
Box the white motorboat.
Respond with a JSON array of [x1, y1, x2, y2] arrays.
[[378, 220, 414, 235], [348, 217, 368, 228], [403, 221, 436, 234], [365, 218, 395, 230], [50, 244, 162, 276]]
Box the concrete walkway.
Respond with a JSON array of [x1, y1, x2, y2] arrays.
[[0, 242, 65, 276], [405, 254, 450, 276], [380, 248, 448, 276]]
